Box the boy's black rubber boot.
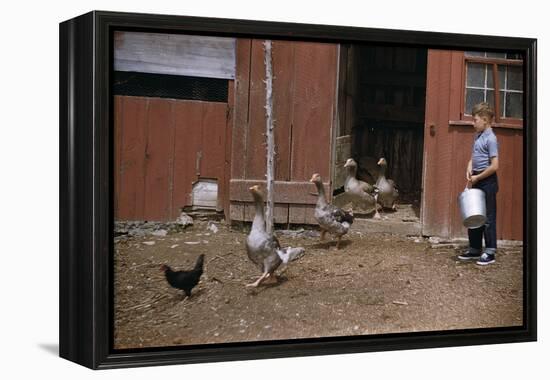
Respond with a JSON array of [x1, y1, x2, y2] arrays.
[[476, 252, 496, 266]]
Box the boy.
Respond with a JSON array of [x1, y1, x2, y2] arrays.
[[458, 102, 499, 266]]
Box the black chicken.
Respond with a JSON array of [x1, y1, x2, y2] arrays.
[[160, 254, 205, 298]]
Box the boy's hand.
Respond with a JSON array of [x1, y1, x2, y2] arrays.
[[466, 165, 472, 181], [470, 174, 480, 185]]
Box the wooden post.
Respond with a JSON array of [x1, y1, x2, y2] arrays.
[[264, 40, 275, 234]]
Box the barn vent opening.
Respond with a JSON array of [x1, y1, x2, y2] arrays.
[[333, 44, 428, 228], [113, 71, 229, 102]]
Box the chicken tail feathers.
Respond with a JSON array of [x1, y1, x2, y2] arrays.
[[194, 254, 205, 271]]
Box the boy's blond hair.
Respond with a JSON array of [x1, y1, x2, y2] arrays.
[[472, 102, 495, 121]]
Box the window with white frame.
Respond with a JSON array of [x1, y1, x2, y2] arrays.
[[464, 52, 523, 122]]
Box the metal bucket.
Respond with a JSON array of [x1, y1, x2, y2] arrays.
[[458, 188, 486, 229]]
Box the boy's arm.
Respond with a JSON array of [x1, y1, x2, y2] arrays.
[[471, 156, 499, 183], [466, 159, 472, 180]]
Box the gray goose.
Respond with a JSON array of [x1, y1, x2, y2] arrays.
[[245, 185, 304, 287], [245, 185, 283, 287], [310, 173, 354, 249], [375, 157, 399, 210], [343, 158, 380, 218]]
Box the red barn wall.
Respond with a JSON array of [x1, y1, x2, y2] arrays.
[[422, 50, 523, 241], [229, 39, 339, 224], [114, 95, 230, 221]]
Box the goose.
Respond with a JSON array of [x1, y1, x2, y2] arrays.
[[310, 173, 354, 249], [245, 185, 304, 286], [343, 158, 380, 218], [375, 157, 399, 210]]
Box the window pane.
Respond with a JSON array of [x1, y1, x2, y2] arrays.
[[465, 51, 486, 57], [466, 63, 486, 87], [465, 89, 485, 114], [499, 90, 506, 118], [486, 66, 494, 89], [498, 65, 506, 89], [507, 65, 523, 91], [506, 92, 523, 118], [486, 52, 506, 58]]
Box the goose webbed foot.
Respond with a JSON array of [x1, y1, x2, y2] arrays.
[[263, 273, 278, 284], [246, 272, 269, 287]]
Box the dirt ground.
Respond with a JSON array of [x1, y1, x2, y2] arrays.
[[113, 220, 523, 349]]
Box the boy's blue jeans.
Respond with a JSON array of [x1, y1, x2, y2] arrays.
[[468, 173, 498, 255]]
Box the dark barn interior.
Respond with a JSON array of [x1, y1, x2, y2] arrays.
[[336, 44, 428, 210]]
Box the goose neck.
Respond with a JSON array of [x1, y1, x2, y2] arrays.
[[251, 193, 265, 231], [315, 181, 327, 207]]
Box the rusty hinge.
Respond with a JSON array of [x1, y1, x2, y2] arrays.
[[429, 123, 436, 136], [195, 150, 202, 175]]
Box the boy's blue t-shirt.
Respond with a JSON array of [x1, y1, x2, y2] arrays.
[[472, 128, 498, 172]]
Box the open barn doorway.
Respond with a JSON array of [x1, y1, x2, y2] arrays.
[[332, 44, 428, 234]]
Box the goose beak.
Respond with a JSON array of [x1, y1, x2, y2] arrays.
[[309, 174, 319, 182]]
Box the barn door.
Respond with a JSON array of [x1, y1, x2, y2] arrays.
[[421, 50, 461, 237], [229, 39, 339, 224], [114, 96, 229, 221], [113, 32, 236, 222], [332, 45, 354, 190]]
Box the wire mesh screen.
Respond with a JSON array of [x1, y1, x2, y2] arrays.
[[113, 71, 229, 102]]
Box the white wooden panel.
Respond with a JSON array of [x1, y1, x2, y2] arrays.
[[114, 31, 236, 79], [192, 180, 218, 209]]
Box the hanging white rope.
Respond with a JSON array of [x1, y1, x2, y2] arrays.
[[264, 40, 275, 234]]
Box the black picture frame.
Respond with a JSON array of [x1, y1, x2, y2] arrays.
[[59, 10, 537, 370]]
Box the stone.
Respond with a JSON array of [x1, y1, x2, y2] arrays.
[[428, 236, 441, 244], [207, 222, 219, 234], [176, 212, 194, 228]]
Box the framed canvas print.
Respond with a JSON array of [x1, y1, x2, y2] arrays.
[[59, 10, 537, 369]]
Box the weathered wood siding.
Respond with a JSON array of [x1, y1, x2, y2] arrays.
[[114, 31, 236, 79], [422, 50, 523, 240], [114, 95, 230, 221], [229, 39, 339, 224]]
